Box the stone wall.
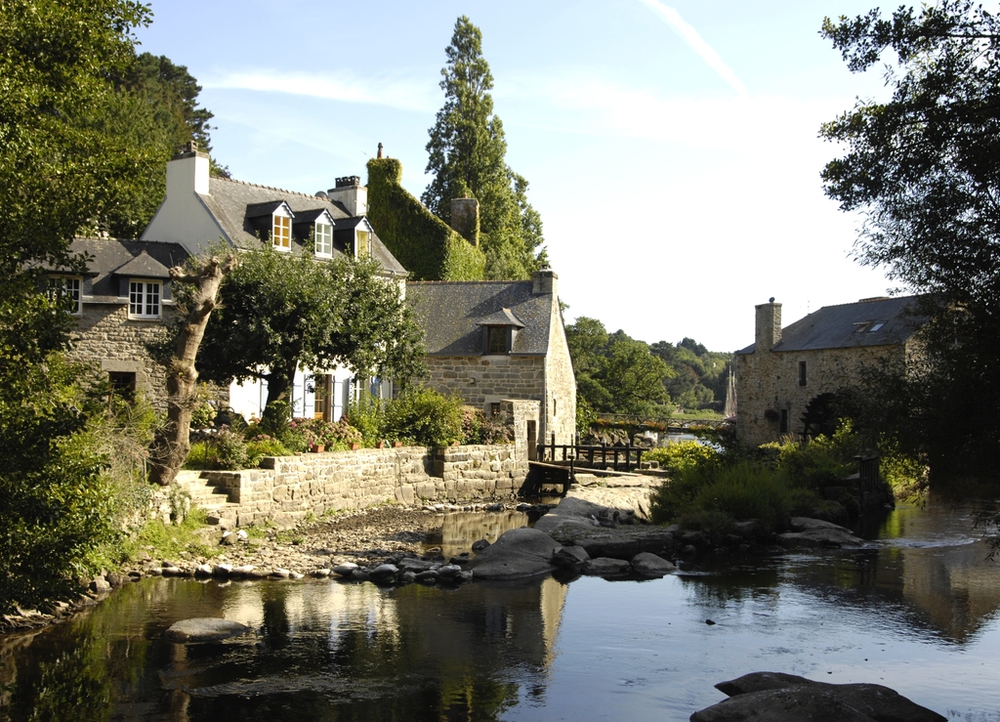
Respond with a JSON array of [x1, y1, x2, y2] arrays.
[[736, 343, 911, 447], [543, 299, 578, 445], [198, 444, 527, 528], [423, 353, 575, 447], [67, 302, 171, 409]]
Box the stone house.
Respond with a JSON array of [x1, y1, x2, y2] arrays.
[[141, 143, 407, 421], [408, 269, 577, 456], [735, 296, 928, 446], [46, 237, 190, 408]]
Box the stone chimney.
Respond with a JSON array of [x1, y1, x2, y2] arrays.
[[755, 300, 782, 351], [327, 176, 367, 217], [532, 267, 557, 296], [450, 197, 480, 247], [166, 140, 210, 197]]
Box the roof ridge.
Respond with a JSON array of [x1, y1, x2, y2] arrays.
[[811, 294, 918, 311], [214, 176, 327, 201]]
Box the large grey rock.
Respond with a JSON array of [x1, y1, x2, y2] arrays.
[[691, 672, 946, 722], [553, 544, 590, 568], [164, 618, 250, 644], [630, 552, 675, 576], [582, 557, 632, 577], [466, 528, 561, 580], [778, 518, 863, 548]]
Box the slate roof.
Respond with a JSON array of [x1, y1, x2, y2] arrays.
[[737, 295, 930, 355], [408, 280, 554, 356], [201, 177, 405, 275], [53, 238, 190, 301]]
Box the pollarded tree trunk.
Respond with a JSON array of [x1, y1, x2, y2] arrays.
[[149, 254, 237, 486]]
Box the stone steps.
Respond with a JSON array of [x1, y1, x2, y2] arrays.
[[175, 470, 240, 526]]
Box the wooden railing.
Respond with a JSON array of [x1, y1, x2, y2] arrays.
[[538, 434, 646, 472]]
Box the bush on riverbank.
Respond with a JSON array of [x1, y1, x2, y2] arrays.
[[649, 424, 883, 532]]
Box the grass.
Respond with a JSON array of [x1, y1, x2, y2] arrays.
[[126, 507, 223, 561]]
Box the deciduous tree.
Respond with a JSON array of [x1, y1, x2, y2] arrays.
[[821, 0, 1000, 476], [197, 250, 423, 411]]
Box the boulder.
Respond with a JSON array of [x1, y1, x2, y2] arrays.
[[553, 545, 590, 568], [582, 557, 632, 577], [630, 552, 675, 577], [164, 618, 251, 644], [466, 528, 561, 580], [691, 672, 946, 722], [778, 517, 863, 549]]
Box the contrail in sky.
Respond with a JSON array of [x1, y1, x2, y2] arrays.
[[637, 0, 749, 98]]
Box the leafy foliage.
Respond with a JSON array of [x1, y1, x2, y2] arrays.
[[821, 0, 1000, 478], [366, 157, 485, 280], [198, 248, 424, 410], [383, 387, 466, 447], [0, 0, 156, 614], [422, 16, 546, 280]]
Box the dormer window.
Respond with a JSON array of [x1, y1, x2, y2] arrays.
[[273, 214, 291, 251], [48, 276, 81, 315], [355, 230, 371, 258], [476, 307, 525, 355], [315, 222, 333, 257], [487, 326, 508, 354], [129, 280, 161, 319]]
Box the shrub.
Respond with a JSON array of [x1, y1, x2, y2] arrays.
[[645, 440, 718, 474], [461, 405, 514, 444], [344, 392, 386, 447], [383, 387, 464, 447]]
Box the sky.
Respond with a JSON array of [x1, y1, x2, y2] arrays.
[[135, 0, 905, 352]]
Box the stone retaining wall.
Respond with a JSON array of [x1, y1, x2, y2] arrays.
[[198, 444, 526, 528]]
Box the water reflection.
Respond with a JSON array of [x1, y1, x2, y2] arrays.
[[3, 500, 1000, 720]]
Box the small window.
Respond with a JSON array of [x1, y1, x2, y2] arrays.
[[490, 402, 501, 417], [553, 397, 557, 417], [779, 409, 789, 433], [109, 372, 136, 401], [355, 230, 371, 258], [487, 326, 508, 354], [273, 215, 291, 250], [129, 280, 161, 319], [798, 361, 807, 386], [315, 222, 333, 257], [868, 322, 884, 332], [48, 276, 81, 315]]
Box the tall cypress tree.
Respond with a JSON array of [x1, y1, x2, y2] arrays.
[[422, 16, 546, 280]]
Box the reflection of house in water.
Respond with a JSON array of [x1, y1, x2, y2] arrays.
[[151, 570, 567, 719]]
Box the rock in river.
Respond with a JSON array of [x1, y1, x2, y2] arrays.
[[163, 618, 250, 644], [466, 528, 561, 580], [691, 671, 946, 722]]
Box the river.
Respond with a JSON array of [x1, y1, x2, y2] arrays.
[[2, 497, 999, 721]]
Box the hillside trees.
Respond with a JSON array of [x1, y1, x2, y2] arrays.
[[0, 0, 153, 613], [197, 249, 424, 412], [423, 16, 546, 280], [821, 0, 1000, 475]]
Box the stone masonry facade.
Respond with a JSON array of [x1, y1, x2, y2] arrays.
[[196, 444, 527, 528], [67, 302, 172, 410], [736, 343, 910, 447]]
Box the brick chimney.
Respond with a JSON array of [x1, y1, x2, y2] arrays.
[[755, 300, 782, 351], [166, 140, 210, 197], [327, 176, 367, 217], [532, 267, 557, 296], [450, 197, 480, 247]]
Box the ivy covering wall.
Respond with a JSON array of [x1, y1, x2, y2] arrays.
[[366, 158, 485, 281]]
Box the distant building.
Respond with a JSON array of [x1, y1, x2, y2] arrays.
[[409, 269, 576, 454], [735, 296, 928, 446]]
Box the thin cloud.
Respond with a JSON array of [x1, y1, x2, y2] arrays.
[[636, 0, 748, 98], [203, 69, 437, 113]]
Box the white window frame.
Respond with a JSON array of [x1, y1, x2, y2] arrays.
[[315, 221, 333, 257], [272, 213, 292, 251], [48, 276, 82, 315], [129, 279, 161, 319]]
